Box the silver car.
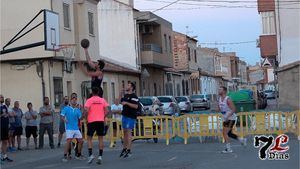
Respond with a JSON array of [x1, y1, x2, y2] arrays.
[[157, 96, 180, 115], [175, 96, 192, 113], [190, 94, 211, 111], [139, 96, 163, 115], [264, 90, 275, 99]]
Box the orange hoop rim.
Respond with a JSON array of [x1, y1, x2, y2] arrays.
[[55, 44, 77, 51]]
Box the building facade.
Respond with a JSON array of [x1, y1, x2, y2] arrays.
[[135, 11, 173, 96], [1, 0, 101, 110], [97, 0, 140, 102], [238, 60, 248, 84], [257, 0, 300, 109], [173, 31, 199, 95]]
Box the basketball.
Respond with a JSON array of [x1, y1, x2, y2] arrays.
[[81, 39, 90, 48]]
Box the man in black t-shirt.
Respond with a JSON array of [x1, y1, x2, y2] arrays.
[[0, 95, 13, 162], [119, 82, 139, 158]]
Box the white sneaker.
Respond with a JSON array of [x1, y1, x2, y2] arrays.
[[87, 155, 95, 164], [96, 156, 102, 165], [222, 148, 233, 153], [62, 156, 68, 162], [75, 155, 86, 161]]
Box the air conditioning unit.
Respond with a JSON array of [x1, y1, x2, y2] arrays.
[[141, 25, 154, 34]]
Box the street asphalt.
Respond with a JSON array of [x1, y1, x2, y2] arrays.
[[1, 134, 299, 169], [2, 100, 298, 169]]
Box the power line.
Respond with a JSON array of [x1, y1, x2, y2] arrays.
[[139, 0, 300, 8], [135, 0, 181, 19], [137, 0, 300, 9], [181, 0, 299, 3], [199, 40, 256, 45]]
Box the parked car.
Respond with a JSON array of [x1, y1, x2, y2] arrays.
[[264, 90, 276, 99], [175, 96, 192, 113], [157, 96, 180, 115], [190, 94, 211, 110], [139, 96, 163, 115]]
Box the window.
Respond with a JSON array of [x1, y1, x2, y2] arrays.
[[154, 83, 157, 96], [53, 77, 63, 108], [169, 36, 172, 53], [188, 47, 191, 61], [194, 50, 197, 63], [182, 80, 185, 95], [164, 34, 168, 53], [185, 80, 189, 95], [88, 12, 94, 35], [63, 3, 70, 29], [122, 80, 125, 89], [167, 74, 172, 82], [103, 82, 108, 102], [176, 84, 181, 96], [111, 82, 115, 102], [67, 81, 72, 98], [261, 12, 275, 35]]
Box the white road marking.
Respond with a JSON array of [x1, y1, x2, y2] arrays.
[[167, 156, 177, 162]]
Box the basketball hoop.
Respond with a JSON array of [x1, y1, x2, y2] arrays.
[[55, 44, 76, 73]]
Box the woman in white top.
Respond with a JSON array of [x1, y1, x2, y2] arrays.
[[218, 86, 247, 153]]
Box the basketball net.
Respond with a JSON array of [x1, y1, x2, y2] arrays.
[[56, 44, 76, 72]]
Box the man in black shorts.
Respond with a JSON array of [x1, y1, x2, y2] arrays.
[[119, 82, 139, 158], [84, 88, 109, 164], [1, 95, 13, 162], [25, 102, 38, 149], [12, 101, 23, 151], [218, 86, 247, 153]]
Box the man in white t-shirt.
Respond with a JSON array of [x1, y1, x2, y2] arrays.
[[110, 98, 123, 147], [218, 86, 247, 153]]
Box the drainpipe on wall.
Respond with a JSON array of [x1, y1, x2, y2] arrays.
[[36, 61, 45, 100]]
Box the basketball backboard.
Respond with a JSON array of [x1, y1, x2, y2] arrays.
[[1, 9, 60, 55], [44, 10, 60, 51]]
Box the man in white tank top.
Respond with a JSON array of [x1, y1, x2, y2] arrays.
[[218, 86, 247, 153]]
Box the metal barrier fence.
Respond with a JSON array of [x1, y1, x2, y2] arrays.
[[88, 111, 299, 146]]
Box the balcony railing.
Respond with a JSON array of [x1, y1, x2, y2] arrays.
[[142, 44, 162, 53]]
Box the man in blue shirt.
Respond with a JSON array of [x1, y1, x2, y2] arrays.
[[61, 93, 84, 162]]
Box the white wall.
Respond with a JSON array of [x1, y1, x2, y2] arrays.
[[98, 0, 138, 70], [276, 1, 300, 67]]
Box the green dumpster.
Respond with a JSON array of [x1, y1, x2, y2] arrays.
[[227, 92, 256, 127], [234, 100, 256, 112]]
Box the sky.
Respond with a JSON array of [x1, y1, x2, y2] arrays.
[[134, 0, 262, 66]]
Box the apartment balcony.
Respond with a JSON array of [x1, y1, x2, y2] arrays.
[[259, 35, 278, 58], [141, 44, 173, 68], [257, 0, 275, 12]]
